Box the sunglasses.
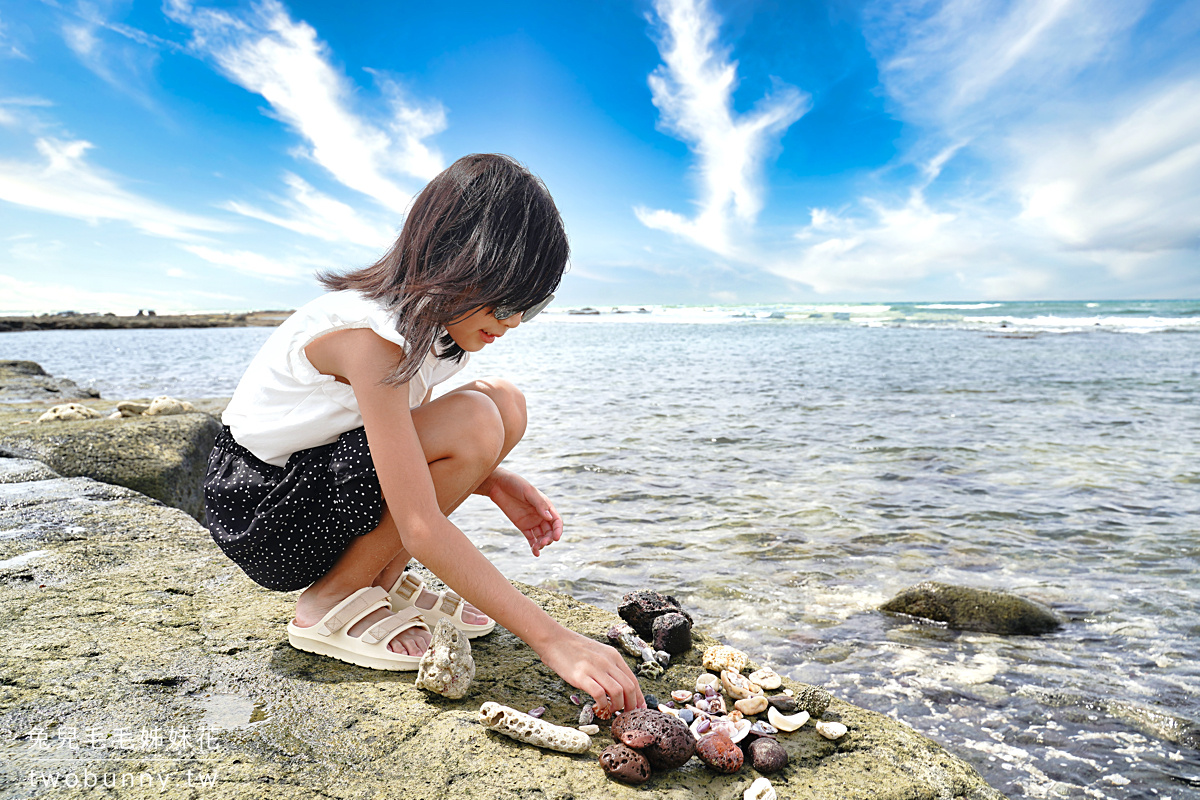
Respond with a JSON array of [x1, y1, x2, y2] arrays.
[[493, 294, 554, 322]]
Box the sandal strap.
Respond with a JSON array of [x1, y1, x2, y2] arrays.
[[317, 587, 390, 637], [362, 611, 429, 645], [438, 591, 464, 618], [391, 572, 424, 603]]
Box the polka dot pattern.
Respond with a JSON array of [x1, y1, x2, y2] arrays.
[[203, 426, 383, 591]]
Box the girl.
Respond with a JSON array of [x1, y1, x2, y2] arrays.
[[204, 153, 644, 716]]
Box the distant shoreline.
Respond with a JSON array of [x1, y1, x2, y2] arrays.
[[0, 310, 292, 332]]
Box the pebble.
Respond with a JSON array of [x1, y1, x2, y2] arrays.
[[643, 694, 659, 709], [735, 696, 768, 716], [695, 732, 744, 774], [816, 720, 848, 740], [767, 694, 797, 714], [748, 738, 788, 773], [783, 688, 794, 696], [677, 708, 694, 725], [579, 724, 600, 735], [599, 742, 651, 785], [580, 704, 595, 726], [749, 669, 782, 690], [528, 706, 546, 718]]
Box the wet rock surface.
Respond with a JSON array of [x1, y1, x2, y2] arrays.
[[0, 360, 99, 402], [881, 581, 1063, 635], [0, 456, 1006, 799]]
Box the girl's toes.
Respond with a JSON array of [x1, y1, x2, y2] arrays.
[[391, 627, 431, 657]]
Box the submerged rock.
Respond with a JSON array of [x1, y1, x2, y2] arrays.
[[880, 581, 1063, 635]]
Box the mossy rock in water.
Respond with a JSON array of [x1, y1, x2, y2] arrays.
[[0, 412, 219, 521], [880, 581, 1062, 635], [0, 359, 98, 401]]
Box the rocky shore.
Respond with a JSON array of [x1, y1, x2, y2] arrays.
[[0, 363, 1005, 799], [0, 311, 289, 333]]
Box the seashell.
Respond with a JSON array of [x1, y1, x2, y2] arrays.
[[528, 706, 546, 718], [702, 645, 749, 674], [767, 706, 809, 732], [783, 688, 794, 696], [704, 684, 718, 698], [579, 724, 600, 735], [727, 710, 743, 723], [580, 704, 595, 726], [479, 702, 591, 754], [710, 719, 738, 739], [592, 703, 614, 721], [749, 668, 782, 690], [570, 694, 581, 706], [690, 716, 712, 739], [599, 742, 651, 785], [672, 689, 693, 703], [748, 721, 778, 738], [695, 732, 744, 774], [748, 738, 788, 773], [707, 694, 727, 715], [744, 776, 777, 800], [720, 669, 762, 700], [658, 704, 679, 717], [816, 720, 848, 740], [655, 650, 671, 667], [696, 698, 711, 713], [415, 620, 475, 699], [734, 696, 768, 716]]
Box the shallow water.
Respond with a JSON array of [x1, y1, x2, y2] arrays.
[[4, 302, 1199, 798]]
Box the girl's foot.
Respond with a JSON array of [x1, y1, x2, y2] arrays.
[[294, 586, 432, 656], [387, 572, 493, 633]]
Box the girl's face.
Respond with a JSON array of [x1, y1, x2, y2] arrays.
[[444, 306, 520, 352]]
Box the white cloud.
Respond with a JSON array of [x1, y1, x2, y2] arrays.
[[770, 0, 1200, 298], [165, 0, 445, 213], [224, 172, 396, 248], [181, 243, 323, 283], [0, 137, 229, 240], [635, 0, 808, 255], [1016, 80, 1200, 253]]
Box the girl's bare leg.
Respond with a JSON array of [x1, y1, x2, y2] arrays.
[[292, 378, 523, 655]]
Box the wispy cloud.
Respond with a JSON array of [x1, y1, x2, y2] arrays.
[[165, 0, 446, 213], [770, 0, 1199, 298], [58, 1, 170, 108], [0, 138, 229, 240], [181, 243, 325, 283], [635, 0, 808, 255], [223, 172, 396, 248]]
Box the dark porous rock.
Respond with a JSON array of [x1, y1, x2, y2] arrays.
[[0, 412, 220, 521], [609, 708, 695, 770], [880, 581, 1063, 635], [600, 742, 652, 785], [695, 732, 744, 774], [0, 360, 98, 401], [618, 589, 692, 638], [652, 611, 693, 654], [793, 683, 833, 717], [768, 694, 797, 714], [748, 738, 788, 774]]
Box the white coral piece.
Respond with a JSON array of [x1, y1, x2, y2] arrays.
[[478, 702, 591, 754], [745, 776, 777, 800], [142, 396, 196, 416], [36, 404, 102, 423], [416, 620, 474, 699]]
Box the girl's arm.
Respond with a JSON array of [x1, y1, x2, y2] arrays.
[[309, 328, 643, 713]]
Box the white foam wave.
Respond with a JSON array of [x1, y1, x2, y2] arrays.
[[916, 303, 1004, 310]]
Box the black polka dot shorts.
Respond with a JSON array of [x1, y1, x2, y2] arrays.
[[203, 426, 384, 592]]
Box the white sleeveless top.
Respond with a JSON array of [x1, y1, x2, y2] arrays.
[[223, 290, 469, 466]]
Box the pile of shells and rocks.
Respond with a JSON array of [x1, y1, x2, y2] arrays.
[[471, 589, 847, 800]]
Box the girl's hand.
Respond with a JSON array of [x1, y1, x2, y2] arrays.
[[484, 468, 562, 556], [535, 629, 645, 717]]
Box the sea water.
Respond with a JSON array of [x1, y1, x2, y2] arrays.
[[3, 299, 1199, 798]]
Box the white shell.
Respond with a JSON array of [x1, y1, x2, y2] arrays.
[[783, 688, 794, 696], [816, 720, 848, 740], [695, 673, 720, 692], [578, 724, 600, 735], [767, 706, 810, 732], [748, 668, 782, 690], [658, 703, 679, 717], [720, 669, 762, 700], [671, 689, 693, 703], [744, 777, 777, 800], [479, 702, 591, 754]]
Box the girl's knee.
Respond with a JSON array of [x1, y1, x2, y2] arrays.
[[475, 377, 527, 446], [444, 390, 506, 465]]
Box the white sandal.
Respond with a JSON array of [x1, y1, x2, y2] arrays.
[[388, 572, 496, 638], [287, 586, 430, 671]]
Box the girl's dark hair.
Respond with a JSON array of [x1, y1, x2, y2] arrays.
[[319, 153, 568, 385]]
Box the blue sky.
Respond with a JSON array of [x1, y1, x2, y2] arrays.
[[0, 0, 1198, 314]]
